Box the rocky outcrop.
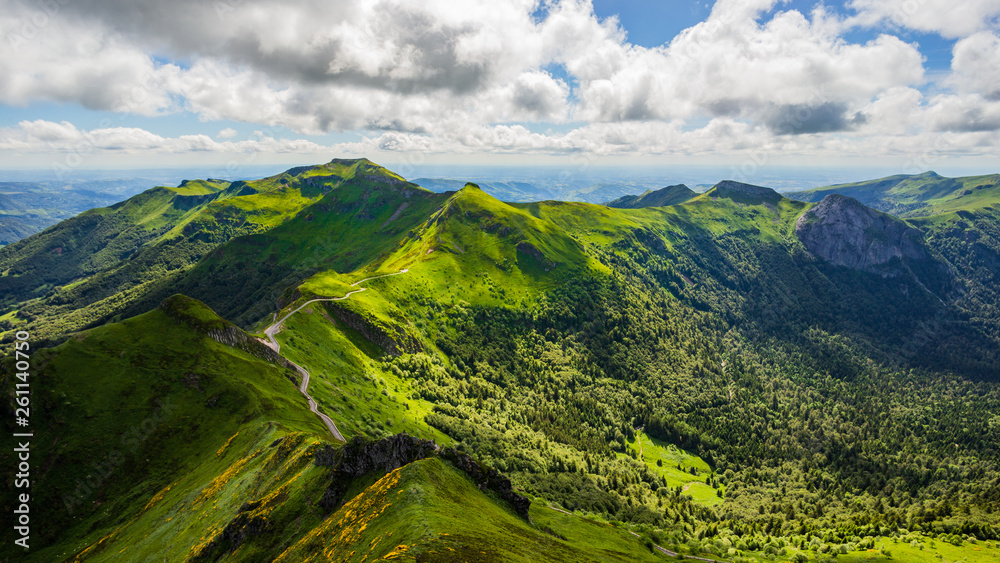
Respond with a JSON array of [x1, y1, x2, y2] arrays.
[[314, 433, 438, 473], [159, 295, 289, 366], [441, 448, 531, 520], [314, 434, 438, 512], [795, 194, 928, 274], [324, 302, 421, 356], [311, 434, 530, 520], [189, 505, 270, 561]]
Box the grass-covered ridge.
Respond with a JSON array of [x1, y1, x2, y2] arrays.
[[788, 170, 1000, 217], [0, 158, 400, 343], [0, 294, 330, 560], [274, 456, 667, 563]]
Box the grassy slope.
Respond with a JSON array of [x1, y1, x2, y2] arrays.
[[0, 160, 386, 343], [3, 287, 673, 562], [274, 457, 665, 563], [0, 296, 330, 560], [4, 160, 999, 561], [273, 298, 451, 444], [787, 171, 1000, 217], [167, 164, 452, 329], [606, 184, 697, 209], [261, 187, 799, 520], [623, 431, 721, 506]]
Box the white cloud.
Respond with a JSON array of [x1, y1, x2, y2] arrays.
[[547, 2, 925, 133], [950, 32, 1000, 98], [849, 0, 1000, 39], [0, 121, 333, 156], [925, 94, 1000, 132], [0, 3, 178, 115], [0, 0, 999, 163]]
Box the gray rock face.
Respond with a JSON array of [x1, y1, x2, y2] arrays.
[[795, 194, 927, 272]]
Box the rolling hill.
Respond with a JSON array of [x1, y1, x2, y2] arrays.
[[3, 158, 1000, 562]]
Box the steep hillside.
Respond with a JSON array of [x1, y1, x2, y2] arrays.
[[0, 295, 330, 559], [605, 184, 697, 208], [275, 456, 666, 563], [795, 194, 950, 287], [146, 163, 451, 328], [788, 171, 1000, 217], [1, 296, 668, 561], [258, 172, 1000, 557], [913, 205, 1000, 347], [0, 159, 393, 343]]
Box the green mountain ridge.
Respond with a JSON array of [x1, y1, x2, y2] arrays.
[[605, 184, 697, 209], [0, 159, 404, 342], [787, 170, 1000, 217], [3, 158, 1000, 562]]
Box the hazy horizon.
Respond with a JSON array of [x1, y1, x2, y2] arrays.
[[3, 161, 998, 196]]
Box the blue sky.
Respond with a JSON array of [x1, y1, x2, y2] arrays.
[[0, 0, 998, 172]]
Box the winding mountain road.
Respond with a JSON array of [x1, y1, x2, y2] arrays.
[[261, 269, 409, 442]]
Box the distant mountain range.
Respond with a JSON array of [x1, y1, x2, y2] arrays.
[[786, 170, 1000, 217], [0, 179, 155, 244], [412, 176, 673, 204]]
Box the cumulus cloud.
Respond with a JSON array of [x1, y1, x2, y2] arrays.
[[849, 0, 1000, 39], [950, 32, 1000, 99], [0, 3, 178, 115], [925, 94, 1000, 132], [1, 0, 999, 160]]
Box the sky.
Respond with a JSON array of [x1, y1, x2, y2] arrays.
[[0, 0, 999, 177]]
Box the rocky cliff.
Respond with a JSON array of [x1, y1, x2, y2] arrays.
[[314, 433, 438, 512], [159, 294, 291, 366], [795, 194, 928, 273]]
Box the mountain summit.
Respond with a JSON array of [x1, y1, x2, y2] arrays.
[[605, 184, 696, 208], [708, 180, 782, 204], [795, 193, 929, 272]]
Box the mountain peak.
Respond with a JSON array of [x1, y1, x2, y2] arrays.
[[605, 184, 695, 208], [795, 194, 930, 273], [709, 180, 782, 204], [326, 157, 375, 167]]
